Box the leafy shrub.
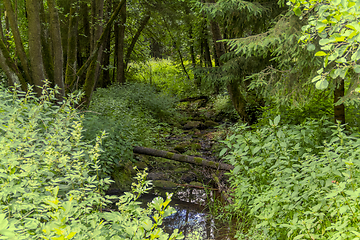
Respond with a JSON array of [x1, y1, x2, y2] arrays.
[[83, 83, 178, 176], [222, 116, 360, 239], [0, 84, 182, 239]]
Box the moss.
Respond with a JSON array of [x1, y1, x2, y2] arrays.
[[153, 180, 178, 190], [179, 155, 187, 162], [165, 152, 175, 159], [194, 157, 203, 164]]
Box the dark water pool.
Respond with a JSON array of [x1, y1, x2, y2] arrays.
[[141, 187, 237, 240]]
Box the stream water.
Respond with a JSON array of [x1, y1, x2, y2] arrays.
[[141, 187, 237, 240]]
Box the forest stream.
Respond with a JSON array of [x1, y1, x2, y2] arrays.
[[139, 108, 237, 239]]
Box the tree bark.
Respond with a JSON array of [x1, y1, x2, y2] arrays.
[[48, 0, 65, 97], [81, 0, 126, 107], [39, 2, 53, 84], [334, 78, 345, 124], [116, 0, 126, 84], [125, 14, 151, 67], [3, 0, 32, 84], [133, 146, 234, 171], [26, 0, 46, 95], [0, 39, 27, 89], [0, 7, 5, 44], [99, 0, 113, 88], [93, 0, 105, 89], [65, 0, 79, 91]]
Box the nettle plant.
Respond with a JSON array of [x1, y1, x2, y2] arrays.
[[0, 83, 183, 239], [222, 116, 360, 239]]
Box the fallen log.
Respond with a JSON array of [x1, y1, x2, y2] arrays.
[[133, 146, 234, 171], [179, 96, 209, 102]]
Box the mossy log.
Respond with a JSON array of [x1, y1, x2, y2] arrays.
[[133, 146, 234, 171]]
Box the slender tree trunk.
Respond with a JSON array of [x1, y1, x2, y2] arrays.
[[100, 0, 112, 88], [189, 26, 196, 68], [48, 0, 65, 97], [93, 0, 105, 89], [334, 78, 345, 124], [39, 2, 52, 83], [3, 0, 32, 84], [0, 7, 6, 48], [202, 22, 212, 68], [26, 0, 46, 95], [114, 20, 119, 83], [125, 13, 150, 67], [163, 17, 191, 81], [116, 0, 126, 84], [65, 0, 79, 91], [207, 0, 225, 66]]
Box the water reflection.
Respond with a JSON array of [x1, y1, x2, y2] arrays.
[[142, 188, 237, 240]]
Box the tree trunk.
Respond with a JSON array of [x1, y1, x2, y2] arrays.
[[93, 0, 105, 89], [116, 0, 126, 84], [65, 0, 79, 91], [163, 17, 191, 81], [81, 0, 126, 107], [39, 2, 53, 84], [133, 146, 234, 171], [26, 0, 46, 95], [334, 78, 345, 124], [227, 79, 248, 121], [0, 39, 27, 89], [203, 37, 212, 68], [99, 0, 112, 88], [125, 14, 150, 67], [48, 0, 65, 97], [0, 7, 5, 44], [3, 0, 32, 84]]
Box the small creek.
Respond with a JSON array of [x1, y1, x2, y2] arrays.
[[140, 187, 237, 240]]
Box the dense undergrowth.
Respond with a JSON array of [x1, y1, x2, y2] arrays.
[[82, 83, 180, 177], [222, 116, 360, 239], [0, 84, 183, 239]]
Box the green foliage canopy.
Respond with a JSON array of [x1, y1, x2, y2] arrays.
[[290, 0, 360, 94]]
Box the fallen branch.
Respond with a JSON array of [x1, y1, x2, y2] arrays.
[[133, 146, 234, 171]]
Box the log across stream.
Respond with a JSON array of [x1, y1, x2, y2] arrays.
[[133, 146, 234, 171]]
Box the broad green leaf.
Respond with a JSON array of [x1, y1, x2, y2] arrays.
[[274, 115, 281, 126], [319, 39, 330, 45], [312, 75, 321, 82], [339, 67, 348, 78], [335, 36, 345, 42], [315, 51, 327, 56], [219, 148, 227, 157], [315, 79, 329, 89], [354, 65, 360, 73], [351, 49, 360, 61], [66, 232, 77, 239], [307, 43, 315, 51], [293, 7, 302, 16]]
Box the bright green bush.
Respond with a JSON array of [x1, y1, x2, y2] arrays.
[[0, 84, 182, 239], [130, 59, 198, 98], [83, 83, 178, 175], [222, 116, 360, 239]]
